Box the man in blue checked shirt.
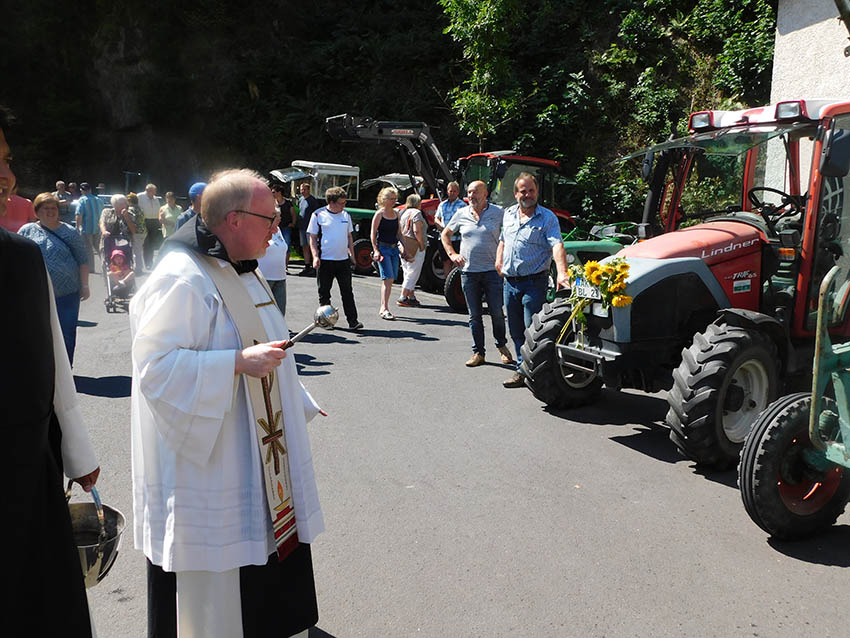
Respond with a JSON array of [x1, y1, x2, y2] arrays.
[[74, 182, 103, 268], [495, 173, 569, 388], [434, 181, 465, 277]]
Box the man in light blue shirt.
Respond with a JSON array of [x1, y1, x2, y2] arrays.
[[442, 180, 513, 368], [435, 181, 465, 277], [496, 173, 569, 387], [74, 182, 103, 267]]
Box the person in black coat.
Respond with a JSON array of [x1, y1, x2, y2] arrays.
[[0, 113, 100, 637]]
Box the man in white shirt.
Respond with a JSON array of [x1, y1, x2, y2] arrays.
[[307, 186, 363, 330], [138, 182, 162, 269], [131, 169, 325, 638]]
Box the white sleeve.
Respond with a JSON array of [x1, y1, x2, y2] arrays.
[[301, 384, 321, 423], [131, 275, 238, 466], [306, 211, 320, 235], [47, 273, 98, 479]]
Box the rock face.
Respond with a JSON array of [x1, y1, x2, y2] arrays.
[[92, 25, 152, 130]]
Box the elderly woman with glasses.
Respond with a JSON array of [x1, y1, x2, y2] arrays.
[[18, 193, 91, 365]]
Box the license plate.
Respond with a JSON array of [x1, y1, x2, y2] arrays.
[[574, 278, 601, 300]]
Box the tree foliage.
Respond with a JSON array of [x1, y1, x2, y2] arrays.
[[2, 0, 776, 222]]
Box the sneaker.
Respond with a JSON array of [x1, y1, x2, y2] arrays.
[[408, 297, 421, 307], [465, 353, 485, 367], [396, 297, 413, 307], [498, 346, 515, 365], [297, 267, 315, 277], [349, 321, 364, 331], [502, 372, 525, 388]]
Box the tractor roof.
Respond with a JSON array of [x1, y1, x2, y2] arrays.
[[688, 99, 850, 131], [462, 151, 562, 170]]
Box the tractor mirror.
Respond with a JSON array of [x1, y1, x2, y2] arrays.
[[642, 151, 655, 181], [821, 128, 850, 177]]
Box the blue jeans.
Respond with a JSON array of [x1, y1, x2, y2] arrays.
[[377, 244, 399, 280], [55, 291, 81, 367], [460, 270, 507, 355], [504, 272, 548, 367]]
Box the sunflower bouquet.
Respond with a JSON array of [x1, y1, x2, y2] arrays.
[[557, 257, 633, 347]]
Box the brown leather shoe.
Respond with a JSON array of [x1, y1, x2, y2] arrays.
[[502, 372, 525, 388], [465, 353, 485, 367], [498, 346, 514, 365]]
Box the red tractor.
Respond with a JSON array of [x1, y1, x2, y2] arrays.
[[521, 99, 850, 469]]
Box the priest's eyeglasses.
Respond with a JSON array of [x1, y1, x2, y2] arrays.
[[233, 209, 280, 228]]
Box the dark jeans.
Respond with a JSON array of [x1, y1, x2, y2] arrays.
[[317, 259, 358, 325], [504, 271, 548, 367], [268, 279, 287, 317], [55, 291, 80, 367], [460, 269, 506, 355], [143, 219, 162, 269]]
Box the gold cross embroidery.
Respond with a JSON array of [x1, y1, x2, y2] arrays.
[[257, 367, 286, 475]]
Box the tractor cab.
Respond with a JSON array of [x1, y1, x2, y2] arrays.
[[629, 99, 850, 341], [457, 152, 576, 233]]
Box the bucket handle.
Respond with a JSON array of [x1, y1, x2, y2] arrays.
[[66, 480, 107, 544]]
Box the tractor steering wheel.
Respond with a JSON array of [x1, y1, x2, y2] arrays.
[[747, 187, 799, 220]]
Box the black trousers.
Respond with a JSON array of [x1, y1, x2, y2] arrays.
[[147, 544, 318, 638], [317, 258, 358, 325], [143, 219, 162, 268]]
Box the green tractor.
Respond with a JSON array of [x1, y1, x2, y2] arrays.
[[739, 258, 850, 539]]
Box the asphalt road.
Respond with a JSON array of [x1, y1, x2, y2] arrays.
[[73, 262, 850, 638]]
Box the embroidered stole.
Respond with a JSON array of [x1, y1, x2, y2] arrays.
[[195, 254, 298, 562]]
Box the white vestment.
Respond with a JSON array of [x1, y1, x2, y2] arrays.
[[130, 249, 324, 575]]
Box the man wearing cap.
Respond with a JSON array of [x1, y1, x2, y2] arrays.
[[175, 181, 206, 230], [132, 168, 325, 638], [75, 182, 103, 267]]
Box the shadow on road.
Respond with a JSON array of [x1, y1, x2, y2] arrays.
[[691, 465, 738, 489], [294, 353, 333, 377], [309, 628, 337, 638], [392, 315, 468, 328], [74, 375, 131, 398], [767, 524, 850, 566], [78, 320, 98, 328], [354, 327, 439, 341]]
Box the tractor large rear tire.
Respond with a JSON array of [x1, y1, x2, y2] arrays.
[[351, 238, 375, 275], [444, 267, 467, 313], [520, 299, 602, 409], [738, 394, 850, 540], [418, 242, 445, 293], [667, 324, 779, 469]]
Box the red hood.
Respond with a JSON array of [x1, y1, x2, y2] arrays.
[[620, 221, 764, 265]]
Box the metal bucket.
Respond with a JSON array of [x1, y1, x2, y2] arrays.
[[66, 481, 125, 588]]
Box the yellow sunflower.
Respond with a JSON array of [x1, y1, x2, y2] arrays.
[[583, 261, 600, 280], [603, 265, 615, 277], [608, 281, 626, 293], [611, 294, 633, 308], [589, 270, 604, 286], [615, 261, 630, 274]]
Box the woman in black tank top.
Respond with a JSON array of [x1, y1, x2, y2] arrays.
[[370, 187, 403, 319]]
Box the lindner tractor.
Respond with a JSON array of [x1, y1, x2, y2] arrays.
[[521, 99, 850, 469]]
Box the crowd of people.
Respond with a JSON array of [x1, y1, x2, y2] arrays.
[[3, 95, 569, 635]]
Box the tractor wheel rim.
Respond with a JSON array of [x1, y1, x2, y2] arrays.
[[722, 359, 770, 443], [778, 436, 844, 515]]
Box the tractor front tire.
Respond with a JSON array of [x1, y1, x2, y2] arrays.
[[738, 394, 850, 540], [667, 324, 779, 469], [520, 299, 602, 409], [444, 267, 467, 313]]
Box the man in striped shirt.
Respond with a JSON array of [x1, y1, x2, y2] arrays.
[[496, 173, 569, 387], [75, 182, 103, 268]]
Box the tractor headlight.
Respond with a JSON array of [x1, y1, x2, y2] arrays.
[[689, 111, 714, 131], [566, 253, 576, 264], [775, 100, 804, 120]]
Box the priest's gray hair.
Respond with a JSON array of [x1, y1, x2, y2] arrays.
[[202, 168, 268, 228]]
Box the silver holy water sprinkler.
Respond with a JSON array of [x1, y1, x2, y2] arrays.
[[282, 305, 339, 349]]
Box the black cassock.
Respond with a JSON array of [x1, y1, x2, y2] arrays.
[[0, 228, 92, 636]]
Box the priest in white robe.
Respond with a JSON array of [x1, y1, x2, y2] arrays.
[[130, 169, 325, 638]]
